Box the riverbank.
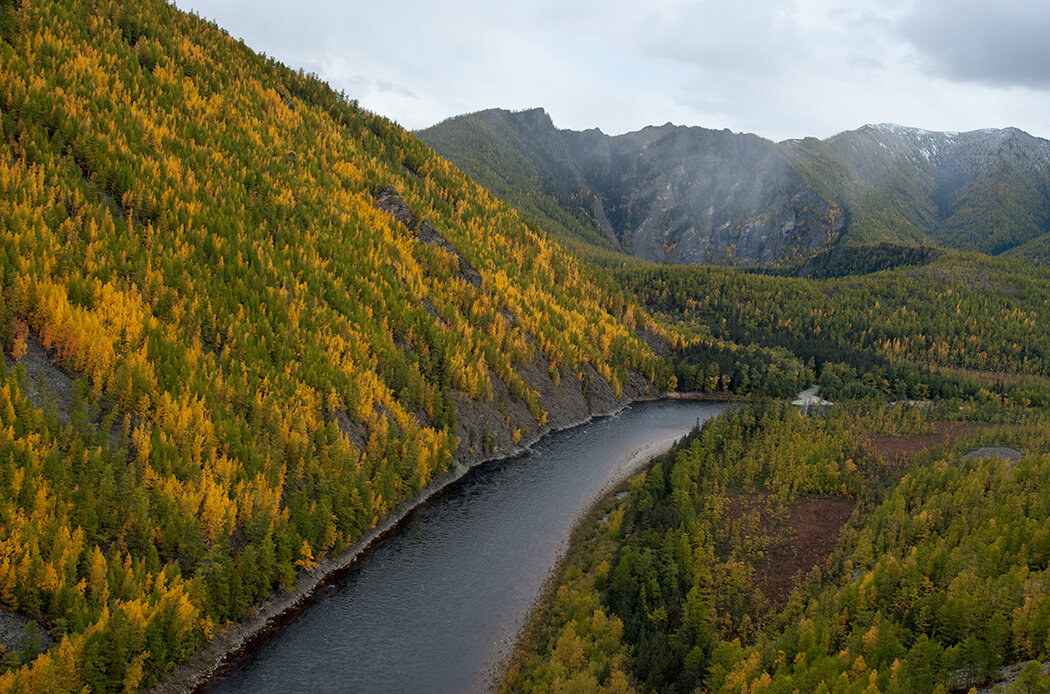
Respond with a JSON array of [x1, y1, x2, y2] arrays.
[[151, 447, 517, 693], [495, 407, 732, 690], [153, 384, 721, 693], [496, 480, 632, 692]]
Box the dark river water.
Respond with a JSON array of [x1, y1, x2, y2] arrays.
[[205, 400, 726, 694]]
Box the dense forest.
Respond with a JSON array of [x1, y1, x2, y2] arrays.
[[624, 254, 1050, 406], [2, 0, 1050, 692], [0, 0, 662, 690], [503, 404, 1050, 693], [502, 242, 1050, 692]]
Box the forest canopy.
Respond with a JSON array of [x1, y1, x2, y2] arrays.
[[0, 0, 656, 689], [1, 0, 1049, 692]]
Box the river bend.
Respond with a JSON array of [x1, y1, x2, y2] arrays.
[[206, 400, 726, 694]]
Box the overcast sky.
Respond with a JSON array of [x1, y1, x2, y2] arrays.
[[174, 0, 1050, 141]]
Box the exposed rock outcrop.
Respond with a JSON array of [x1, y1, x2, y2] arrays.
[[374, 186, 482, 287], [452, 355, 652, 467], [0, 609, 52, 665], [419, 109, 1050, 265]]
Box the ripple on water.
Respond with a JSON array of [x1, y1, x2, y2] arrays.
[[206, 400, 726, 694]]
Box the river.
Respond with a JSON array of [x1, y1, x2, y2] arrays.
[[204, 399, 726, 694]]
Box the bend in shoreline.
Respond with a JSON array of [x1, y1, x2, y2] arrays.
[[152, 386, 717, 693]]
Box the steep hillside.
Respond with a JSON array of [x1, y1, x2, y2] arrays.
[[420, 109, 845, 265], [787, 124, 1050, 254], [0, 1, 658, 690], [419, 110, 1050, 265], [407, 108, 605, 249]]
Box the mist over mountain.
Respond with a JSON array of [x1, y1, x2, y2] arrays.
[[6, 1, 1050, 691], [418, 109, 1050, 265]]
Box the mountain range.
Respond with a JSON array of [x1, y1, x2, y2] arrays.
[[418, 108, 1050, 265], [3, 1, 1050, 692]]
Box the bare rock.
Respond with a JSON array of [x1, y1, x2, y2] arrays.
[[961, 446, 1025, 464], [0, 609, 53, 664], [374, 187, 482, 288], [374, 186, 417, 229]]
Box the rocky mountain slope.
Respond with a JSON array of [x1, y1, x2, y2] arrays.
[[418, 109, 1050, 265]]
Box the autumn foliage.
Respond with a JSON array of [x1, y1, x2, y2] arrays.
[[0, 0, 655, 690]]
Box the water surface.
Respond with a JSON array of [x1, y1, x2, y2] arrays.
[[206, 400, 725, 694]]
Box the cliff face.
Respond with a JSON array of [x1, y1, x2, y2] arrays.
[[451, 357, 652, 467], [420, 109, 846, 264], [595, 124, 845, 264], [419, 110, 1050, 265]]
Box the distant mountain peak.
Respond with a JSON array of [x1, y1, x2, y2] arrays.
[[516, 106, 552, 120], [866, 122, 940, 135], [419, 109, 1050, 265]]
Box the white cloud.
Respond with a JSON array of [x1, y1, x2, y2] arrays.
[[896, 0, 1050, 89], [176, 0, 1050, 141]]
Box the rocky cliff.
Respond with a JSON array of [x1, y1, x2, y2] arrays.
[[419, 110, 1050, 265]]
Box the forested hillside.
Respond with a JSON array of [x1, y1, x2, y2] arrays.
[[626, 253, 1050, 406], [4, 0, 1050, 691], [0, 1, 661, 690], [419, 109, 1050, 266], [496, 191, 1050, 691]]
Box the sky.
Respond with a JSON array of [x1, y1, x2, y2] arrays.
[[174, 0, 1050, 142]]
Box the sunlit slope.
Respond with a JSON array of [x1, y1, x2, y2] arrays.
[[0, 0, 654, 690]]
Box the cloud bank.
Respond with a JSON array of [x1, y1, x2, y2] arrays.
[[177, 0, 1050, 141]]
